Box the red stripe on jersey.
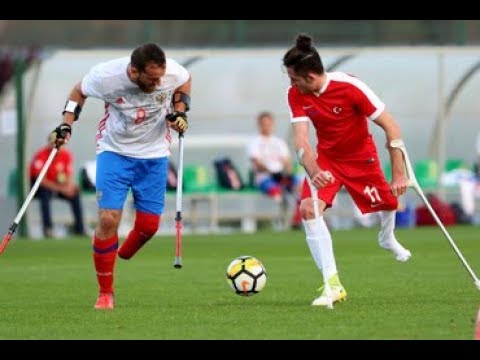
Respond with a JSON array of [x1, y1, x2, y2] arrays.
[[96, 103, 110, 146]]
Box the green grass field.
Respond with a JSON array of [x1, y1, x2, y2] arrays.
[[0, 226, 479, 339]]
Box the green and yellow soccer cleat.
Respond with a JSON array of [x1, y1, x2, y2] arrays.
[[311, 273, 347, 306]]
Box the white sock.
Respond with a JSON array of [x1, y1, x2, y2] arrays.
[[378, 210, 411, 261], [378, 210, 396, 245], [303, 218, 337, 280]]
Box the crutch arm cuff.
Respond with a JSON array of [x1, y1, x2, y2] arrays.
[[388, 139, 405, 149]]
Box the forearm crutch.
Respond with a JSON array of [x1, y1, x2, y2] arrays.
[[390, 139, 480, 290], [173, 132, 184, 269]]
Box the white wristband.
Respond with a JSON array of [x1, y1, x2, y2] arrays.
[[64, 100, 78, 113], [62, 100, 82, 120]]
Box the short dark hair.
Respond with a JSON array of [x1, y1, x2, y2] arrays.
[[257, 111, 274, 122], [282, 33, 324, 76], [131, 43, 166, 72]]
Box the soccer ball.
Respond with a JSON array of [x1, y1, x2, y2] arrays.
[[226, 255, 267, 296]]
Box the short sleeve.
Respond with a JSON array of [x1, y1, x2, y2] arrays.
[[350, 78, 385, 121], [287, 86, 309, 123], [167, 58, 190, 89], [81, 65, 106, 99]]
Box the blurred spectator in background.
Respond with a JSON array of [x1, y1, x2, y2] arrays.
[[29, 139, 85, 238], [247, 111, 303, 228]]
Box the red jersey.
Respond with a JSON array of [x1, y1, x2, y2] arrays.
[[288, 71, 385, 160], [29, 145, 73, 184]]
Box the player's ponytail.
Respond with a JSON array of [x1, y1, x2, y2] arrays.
[[295, 33, 313, 52], [283, 33, 324, 76]]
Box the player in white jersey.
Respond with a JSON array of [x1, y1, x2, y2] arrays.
[[50, 44, 191, 310]]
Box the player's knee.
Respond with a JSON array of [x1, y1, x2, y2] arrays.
[[300, 199, 312, 219], [98, 210, 121, 234], [300, 198, 324, 219], [134, 211, 160, 238]]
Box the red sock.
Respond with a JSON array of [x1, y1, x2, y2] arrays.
[[118, 211, 160, 260], [93, 233, 118, 294]]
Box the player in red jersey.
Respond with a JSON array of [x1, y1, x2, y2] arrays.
[[283, 34, 411, 306]]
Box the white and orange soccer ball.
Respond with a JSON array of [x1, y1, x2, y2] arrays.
[[226, 255, 267, 296]]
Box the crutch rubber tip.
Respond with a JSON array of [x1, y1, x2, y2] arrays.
[[174, 264, 183, 269]]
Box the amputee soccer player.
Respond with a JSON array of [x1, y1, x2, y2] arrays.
[[283, 34, 411, 307], [50, 44, 191, 310]]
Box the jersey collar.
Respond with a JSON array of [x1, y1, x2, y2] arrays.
[[313, 72, 330, 97]]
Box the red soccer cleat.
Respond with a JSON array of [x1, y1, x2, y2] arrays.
[[94, 292, 114, 310]]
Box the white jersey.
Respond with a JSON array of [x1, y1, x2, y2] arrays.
[[247, 134, 290, 182], [82, 57, 190, 158]]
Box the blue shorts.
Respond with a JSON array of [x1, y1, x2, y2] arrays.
[[96, 151, 168, 215]]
